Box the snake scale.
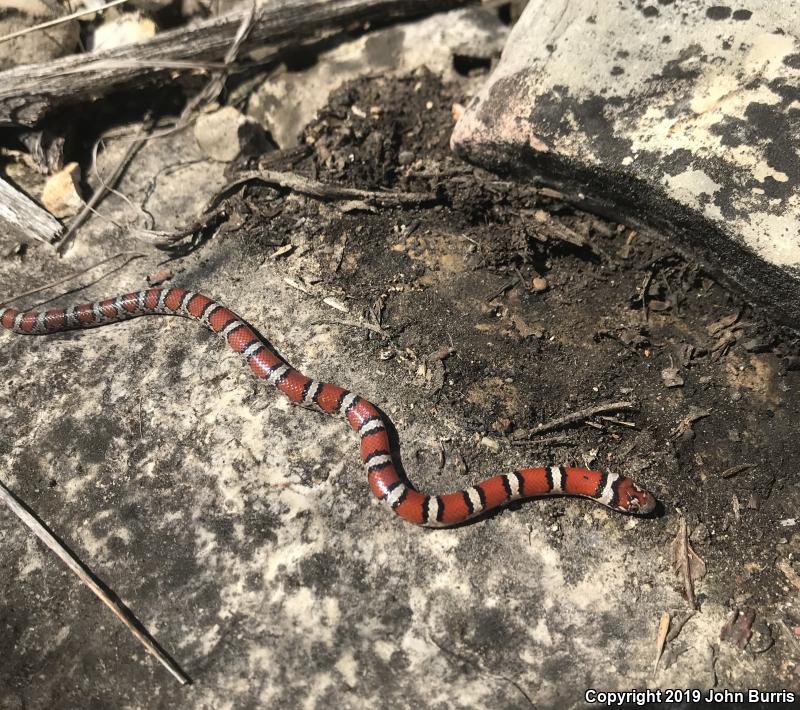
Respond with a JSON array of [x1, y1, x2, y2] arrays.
[[0, 287, 657, 525]]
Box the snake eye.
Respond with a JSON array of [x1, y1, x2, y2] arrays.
[[635, 490, 656, 515]]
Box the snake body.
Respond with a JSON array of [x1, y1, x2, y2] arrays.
[[0, 287, 657, 525]]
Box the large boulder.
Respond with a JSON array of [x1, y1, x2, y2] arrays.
[[452, 1, 800, 324]]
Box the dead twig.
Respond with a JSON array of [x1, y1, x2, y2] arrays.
[[181, 3, 257, 122], [0, 0, 471, 127], [270, 244, 295, 260], [125, 213, 224, 246], [224, 170, 435, 207], [0, 479, 188, 684], [706, 642, 717, 686], [0, 176, 62, 245], [720, 463, 756, 479], [331, 233, 348, 272], [598, 415, 637, 428], [641, 269, 653, 322], [518, 401, 637, 438], [510, 433, 579, 447], [485, 278, 520, 303], [67, 59, 236, 72]]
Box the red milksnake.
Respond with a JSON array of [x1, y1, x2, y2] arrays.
[[0, 288, 657, 525]]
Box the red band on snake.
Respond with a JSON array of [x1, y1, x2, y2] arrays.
[[0, 288, 657, 526]]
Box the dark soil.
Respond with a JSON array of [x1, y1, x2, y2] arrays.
[[236, 69, 800, 637]]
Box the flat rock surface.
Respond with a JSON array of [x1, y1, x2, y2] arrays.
[[1, 56, 799, 710], [452, 0, 800, 326]]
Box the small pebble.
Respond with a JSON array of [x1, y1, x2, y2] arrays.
[[491, 418, 513, 434], [479, 436, 499, 452], [90, 13, 156, 51], [531, 277, 548, 292], [743, 337, 769, 353], [41, 162, 83, 218], [194, 106, 268, 162], [661, 366, 684, 388], [147, 269, 173, 286]]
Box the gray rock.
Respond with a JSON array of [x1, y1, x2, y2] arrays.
[[194, 105, 271, 162], [86, 12, 157, 52], [40, 161, 84, 219], [452, 0, 800, 325], [0, 2, 79, 70], [247, 6, 507, 148], [661, 366, 685, 388]]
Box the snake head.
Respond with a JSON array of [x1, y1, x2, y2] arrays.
[[616, 477, 657, 515]]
